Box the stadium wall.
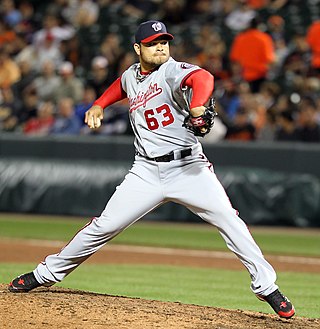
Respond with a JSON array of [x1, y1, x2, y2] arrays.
[[0, 134, 319, 227]]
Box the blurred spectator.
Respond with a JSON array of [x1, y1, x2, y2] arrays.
[[185, 0, 215, 22], [247, 0, 288, 11], [274, 110, 299, 142], [256, 107, 277, 141], [15, 0, 37, 38], [269, 38, 290, 79], [12, 58, 37, 98], [116, 52, 136, 76], [23, 101, 55, 135], [246, 0, 267, 10], [1, 112, 19, 132], [32, 60, 60, 102], [59, 35, 84, 71], [157, 0, 188, 25], [315, 97, 320, 125], [0, 46, 21, 88], [10, 33, 29, 57], [296, 97, 320, 142], [50, 97, 82, 135], [225, 0, 256, 33], [266, 15, 289, 79], [19, 13, 74, 70], [65, 0, 100, 28], [45, 0, 73, 21], [229, 17, 275, 93], [218, 0, 238, 18], [194, 26, 228, 78], [0, 18, 17, 49], [17, 88, 39, 124], [75, 85, 97, 125], [15, 29, 63, 71], [86, 55, 113, 96], [216, 79, 240, 121], [1, 0, 22, 28], [280, 33, 310, 92], [246, 93, 268, 134], [273, 93, 291, 113], [0, 86, 19, 132], [35, 30, 64, 68], [267, 15, 285, 42], [267, 0, 288, 11], [258, 81, 280, 110], [32, 14, 75, 49], [303, 77, 320, 99], [121, 0, 159, 21], [99, 33, 125, 81], [225, 107, 256, 141], [53, 61, 84, 104], [306, 20, 320, 76]]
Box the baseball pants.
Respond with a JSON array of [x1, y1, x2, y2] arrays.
[[34, 143, 278, 296]]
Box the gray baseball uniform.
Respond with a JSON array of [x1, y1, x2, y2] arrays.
[[34, 57, 278, 296]]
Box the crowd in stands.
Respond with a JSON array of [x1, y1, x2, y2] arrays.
[[1, 0, 320, 143]]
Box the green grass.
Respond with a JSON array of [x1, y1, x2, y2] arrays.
[[1, 263, 319, 318], [0, 214, 319, 257]]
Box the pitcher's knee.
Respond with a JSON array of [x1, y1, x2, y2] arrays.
[[91, 215, 125, 237], [203, 207, 240, 227]]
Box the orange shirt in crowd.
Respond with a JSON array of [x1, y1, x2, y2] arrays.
[[247, 0, 268, 9], [230, 28, 275, 81], [0, 30, 16, 46], [0, 58, 21, 88], [306, 20, 320, 69]]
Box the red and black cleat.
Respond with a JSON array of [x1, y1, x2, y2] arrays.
[[257, 289, 295, 319], [8, 272, 41, 293]]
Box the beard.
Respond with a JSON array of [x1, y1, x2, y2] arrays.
[[140, 50, 169, 70]]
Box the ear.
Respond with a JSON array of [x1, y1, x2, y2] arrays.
[[133, 43, 141, 56]]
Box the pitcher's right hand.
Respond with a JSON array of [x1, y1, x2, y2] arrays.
[[85, 105, 104, 129]]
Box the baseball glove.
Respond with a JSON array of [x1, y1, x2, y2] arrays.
[[183, 98, 217, 137]]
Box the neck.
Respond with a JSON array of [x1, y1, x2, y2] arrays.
[[140, 63, 158, 73]]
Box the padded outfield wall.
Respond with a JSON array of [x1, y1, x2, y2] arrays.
[[0, 134, 319, 227]]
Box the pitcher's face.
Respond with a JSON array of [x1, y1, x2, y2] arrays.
[[134, 40, 170, 71]]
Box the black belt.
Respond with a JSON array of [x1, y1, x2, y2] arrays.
[[137, 148, 192, 162]]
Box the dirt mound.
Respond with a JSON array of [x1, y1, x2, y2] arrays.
[[1, 284, 318, 329]]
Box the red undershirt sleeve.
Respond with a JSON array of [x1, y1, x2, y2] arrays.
[[93, 77, 127, 109], [182, 69, 214, 108]]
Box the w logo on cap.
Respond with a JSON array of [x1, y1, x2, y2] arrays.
[[152, 22, 162, 32], [135, 20, 173, 44]]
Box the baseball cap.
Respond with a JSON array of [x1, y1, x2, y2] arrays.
[[135, 21, 174, 44], [59, 61, 73, 74], [92, 56, 108, 69]]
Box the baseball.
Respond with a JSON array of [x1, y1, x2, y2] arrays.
[[90, 116, 101, 129], [95, 117, 101, 128]]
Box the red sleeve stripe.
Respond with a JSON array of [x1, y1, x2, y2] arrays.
[[93, 77, 127, 109], [182, 69, 214, 108]]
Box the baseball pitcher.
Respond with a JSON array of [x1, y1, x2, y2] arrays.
[[9, 20, 294, 319]]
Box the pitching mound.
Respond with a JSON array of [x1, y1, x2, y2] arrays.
[[1, 284, 318, 329]]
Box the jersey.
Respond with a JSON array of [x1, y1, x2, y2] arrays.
[[121, 57, 200, 158]]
